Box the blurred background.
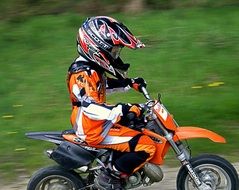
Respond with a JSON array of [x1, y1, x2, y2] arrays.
[[0, 0, 239, 185]]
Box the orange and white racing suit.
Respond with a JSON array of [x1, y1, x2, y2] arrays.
[[67, 57, 156, 174]]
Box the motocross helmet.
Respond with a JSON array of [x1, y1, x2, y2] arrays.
[[77, 16, 145, 79]]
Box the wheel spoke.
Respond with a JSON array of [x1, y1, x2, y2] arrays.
[[41, 181, 49, 190], [177, 155, 238, 190], [184, 164, 232, 190], [35, 175, 76, 190]]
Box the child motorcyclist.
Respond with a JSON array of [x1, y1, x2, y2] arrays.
[[67, 16, 156, 189]]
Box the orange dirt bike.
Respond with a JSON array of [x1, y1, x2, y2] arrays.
[[26, 87, 239, 190]]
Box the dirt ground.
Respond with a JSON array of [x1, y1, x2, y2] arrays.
[[2, 163, 239, 190]]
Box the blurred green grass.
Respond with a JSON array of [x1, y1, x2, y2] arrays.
[[0, 6, 239, 181]]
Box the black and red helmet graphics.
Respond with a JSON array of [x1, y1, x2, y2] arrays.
[[77, 16, 145, 78]]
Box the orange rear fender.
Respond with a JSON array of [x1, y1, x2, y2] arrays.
[[173, 127, 226, 143]]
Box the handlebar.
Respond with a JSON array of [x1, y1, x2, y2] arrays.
[[140, 86, 151, 101]]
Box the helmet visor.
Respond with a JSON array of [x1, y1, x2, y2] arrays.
[[110, 46, 123, 59]]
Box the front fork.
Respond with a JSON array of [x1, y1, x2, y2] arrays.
[[167, 134, 203, 188], [153, 117, 210, 190], [170, 137, 212, 190]]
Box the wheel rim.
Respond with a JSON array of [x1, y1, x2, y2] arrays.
[[184, 164, 232, 190], [35, 175, 77, 190]]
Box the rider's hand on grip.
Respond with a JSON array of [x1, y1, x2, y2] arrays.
[[120, 103, 143, 118], [126, 112, 136, 121], [118, 103, 144, 127], [127, 108, 145, 131], [129, 104, 143, 118], [130, 77, 147, 92]]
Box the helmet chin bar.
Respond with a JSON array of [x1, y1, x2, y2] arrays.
[[114, 68, 128, 79], [111, 58, 130, 79]]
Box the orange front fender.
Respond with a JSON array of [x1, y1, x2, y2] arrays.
[[173, 127, 226, 143]]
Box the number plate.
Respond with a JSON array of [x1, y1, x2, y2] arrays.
[[154, 102, 168, 121]]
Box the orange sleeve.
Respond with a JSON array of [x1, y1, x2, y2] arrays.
[[67, 69, 106, 104]]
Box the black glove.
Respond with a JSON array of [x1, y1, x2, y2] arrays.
[[118, 103, 144, 126], [130, 77, 147, 92], [119, 103, 143, 117]]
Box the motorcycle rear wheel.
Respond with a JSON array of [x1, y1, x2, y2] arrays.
[[177, 154, 239, 190], [27, 165, 85, 190]]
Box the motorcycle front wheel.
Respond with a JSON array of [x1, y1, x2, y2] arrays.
[[177, 154, 239, 190], [27, 165, 85, 190]]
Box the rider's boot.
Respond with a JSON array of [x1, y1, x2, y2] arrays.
[[94, 168, 124, 190]]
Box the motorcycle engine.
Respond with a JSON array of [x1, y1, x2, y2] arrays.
[[143, 163, 164, 184], [125, 163, 164, 188]]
